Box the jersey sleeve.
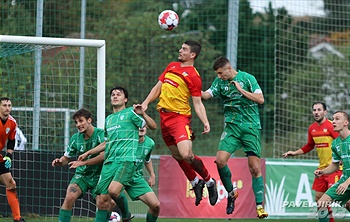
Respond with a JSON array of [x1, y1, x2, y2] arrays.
[[131, 108, 146, 128], [247, 74, 262, 93], [300, 126, 315, 153], [331, 139, 341, 162], [8, 120, 17, 141], [97, 128, 106, 143], [144, 137, 155, 163], [186, 69, 202, 97], [64, 134, 78, 158], [208, 77, 221, 98], [158, 63, 172, 82]]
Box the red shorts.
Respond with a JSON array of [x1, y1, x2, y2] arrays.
[[159, 110, 194, 146], [312, 169, 342, 192]]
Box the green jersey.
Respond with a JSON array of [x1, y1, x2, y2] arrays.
[[104, 107, 145, 163], [208, 71, 262, 128], [64, 127, 105, 179], [134, 135, 155, 179], [331, 135, 350, 180]]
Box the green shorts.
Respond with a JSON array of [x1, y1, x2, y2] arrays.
[[218, 123, 261, 157], [70, 173, 100, 199], [95, 161, 136, 195], [325, 178, 350, 206], [125, 176, 153, 201]]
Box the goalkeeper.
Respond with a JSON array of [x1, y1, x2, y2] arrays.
[[0, 97, 25, 222], [52, 108, 132, 222]]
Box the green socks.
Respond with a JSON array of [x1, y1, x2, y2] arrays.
[[114, 192, 131, 219], [58, 209, 72, 222], [218, 165, 234, 192], [318, 207, 330, 222], [146, 212, 158, 222], [252, 176, 264, 204], [95, 209, 108, 222]]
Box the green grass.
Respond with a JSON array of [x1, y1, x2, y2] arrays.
[[1, 217, 350, 222]]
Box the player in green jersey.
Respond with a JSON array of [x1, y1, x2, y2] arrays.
[[315, 111, 350, 222], [124, 126, 160, 222], [52, 108, 119, 222], [201, 57, 268, 219], [78, 86, 157, 222]]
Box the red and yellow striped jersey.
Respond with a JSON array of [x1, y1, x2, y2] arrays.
[[0, 115, 17, 162], [301, 119, 338, 169], [157, 62, 202, 116]]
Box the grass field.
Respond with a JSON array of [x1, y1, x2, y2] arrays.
[[2, 217, 350, 222]]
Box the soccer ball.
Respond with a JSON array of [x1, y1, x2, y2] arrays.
[[109, 211, 121, 222], [158, 10, 179, 31]]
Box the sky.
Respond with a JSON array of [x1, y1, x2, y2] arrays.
[[249, 0, 326, 17]]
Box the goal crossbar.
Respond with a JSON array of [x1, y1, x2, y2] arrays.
[[0, 35, 106, 129]]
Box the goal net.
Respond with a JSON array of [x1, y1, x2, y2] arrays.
[[0, 35, 105, 219], [273, 2, 350, 159]]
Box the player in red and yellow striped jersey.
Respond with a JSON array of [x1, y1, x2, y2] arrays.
[[283, 102, 341, 222], [0, 97, 25, 222], [142, 40, 218, 207]]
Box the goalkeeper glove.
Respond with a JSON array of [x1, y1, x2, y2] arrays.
[[4, 152, 12, 169]]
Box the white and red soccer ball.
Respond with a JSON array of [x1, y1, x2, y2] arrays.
[[109, 212, 121, 222], [158, 10, 179, 31]]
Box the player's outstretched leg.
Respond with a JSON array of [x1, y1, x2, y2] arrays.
[[189, 155, 218, 206], [252, 176, 268, 219]]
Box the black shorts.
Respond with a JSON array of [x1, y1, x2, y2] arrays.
[[0, 161, 10, 175]]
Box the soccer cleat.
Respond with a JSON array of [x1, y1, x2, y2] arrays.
[[123, 215, 134, 222], [226, 187, 238, 214], [14, 218, 26, 222], [191, 179, 205, 206], [207, 178, 218, 206], [256, 206, 268, 219]]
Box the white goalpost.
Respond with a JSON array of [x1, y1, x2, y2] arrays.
[[0, 35, 107, 218], [0, 35, 106, 150]]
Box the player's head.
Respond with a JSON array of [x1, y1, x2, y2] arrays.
[[139, 126, 147, 137], [213, 57, 234, 81], [312, 102, 327, 123], [332, 111, 349, 132], [110, 86, 128, 107], [72, 109, 93, 133], [178, 40, 201, 62], [0, 97, 12, 118]]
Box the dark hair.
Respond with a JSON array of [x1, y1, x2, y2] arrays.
[[110, 86, 128, 98], [213, 56, 230, 71], [184, 40, 201, 60], [312, 102, 327, 111], [73, 108, 92, 121], [0, 97, 11, 103], [333, 111, 350, 122]]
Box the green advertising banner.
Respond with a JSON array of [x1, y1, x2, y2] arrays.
[[265, 159, 350, 219]]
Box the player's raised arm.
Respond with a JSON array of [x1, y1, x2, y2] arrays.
[[133, 104, 157, 130], [201, 90, 213, 100], [52, 156, 70, 167], [69, 151, 105, 169], [192, 96, 210, 134], [77, 141, 106, 161], [282, 149, 304, 158], [141, 81, 162, 111]]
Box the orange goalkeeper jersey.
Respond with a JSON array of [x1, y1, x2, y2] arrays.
[[157, 62, 202, 116], [301, 119, 338, 169], [0, 115, 17, 162]]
